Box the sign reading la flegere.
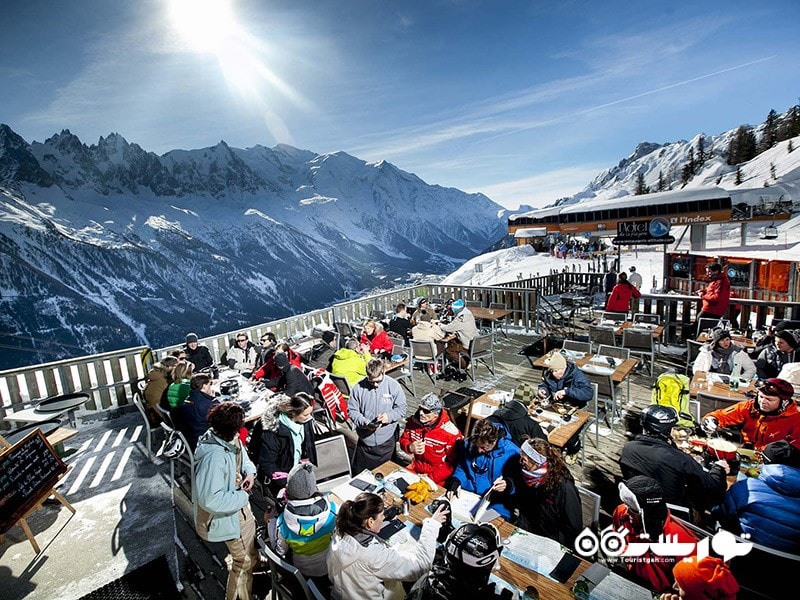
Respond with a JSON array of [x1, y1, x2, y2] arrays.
[[613, 217, 675, 245]]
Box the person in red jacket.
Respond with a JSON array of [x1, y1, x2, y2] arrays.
[[698, 262, 731, 320], [399, 393, 462, 486], [360, 320, 394, 356], [612, 475, 698, 594], [702, 377, 800, 450], [605, 271, 641, 314]]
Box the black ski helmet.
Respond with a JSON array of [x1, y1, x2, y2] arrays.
[[444, 523, 502, 573], [641, 405, 678, 438]]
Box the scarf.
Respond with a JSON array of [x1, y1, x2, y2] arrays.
[[521, 463, 548, 487], [279, 412, 305, 466], [711, 344, 736, 375]]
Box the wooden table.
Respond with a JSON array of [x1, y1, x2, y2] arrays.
[[370, 461, 592, 599], [696, 332, 756, 349], [462, 389, 591, 450], [689, 371, 755, 400], [470, 307, 512, 339], [533, 351, 637, 386]]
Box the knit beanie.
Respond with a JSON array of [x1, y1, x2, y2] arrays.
[[275, 352, 290, 368], [777, 329, 800, 350], [672, 556, 739, 600], [285, 462, 318, 500], [185, 332, 199, 344], [419, 393, 443, 413], [711, 328, 731, 346], [513, 383, 535, 406], [548, 353, 567, 371], [762, 440, 800, 467]]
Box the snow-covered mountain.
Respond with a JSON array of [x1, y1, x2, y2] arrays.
[[0, 125, 507, 369]]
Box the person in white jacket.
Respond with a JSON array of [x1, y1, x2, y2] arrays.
[[327, 492, 448, 600], [693, 328, 756, 380]]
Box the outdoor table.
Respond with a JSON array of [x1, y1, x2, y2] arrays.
[[3, 392, 90, 429]]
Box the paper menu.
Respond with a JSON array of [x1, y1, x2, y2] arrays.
[[448, 489, 500, 524], [502, 528, 566, 578]]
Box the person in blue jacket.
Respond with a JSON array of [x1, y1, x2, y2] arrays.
[[717, 439, 800, 554], [175, 372, 215, 450], [446, 419, 519, 519], [536, 352, 593, 409]]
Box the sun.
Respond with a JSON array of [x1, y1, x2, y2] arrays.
[[168, 0, 236, 54]]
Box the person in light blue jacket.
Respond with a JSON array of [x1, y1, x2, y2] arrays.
[[446, 420, 519, 519], [194, 401, 257, 600], [718, 439, 800, 554]]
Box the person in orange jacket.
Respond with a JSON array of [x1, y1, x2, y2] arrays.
[[702, 377, 800, 450], [605, 271, 641, 314]]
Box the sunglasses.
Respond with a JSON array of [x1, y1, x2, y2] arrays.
[[419, 406, 434, 414], [756, 381, 787, 397], [237, 338, 247, 342]]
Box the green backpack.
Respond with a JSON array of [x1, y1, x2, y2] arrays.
[[650, 372, 695, 428]]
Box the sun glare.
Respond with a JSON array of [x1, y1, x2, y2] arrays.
[[168, 0, 236, 53]]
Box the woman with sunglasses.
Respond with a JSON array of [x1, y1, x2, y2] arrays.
[[360, 320, 394, 357], [702, 377, 800, 451], [399, 394, 463, 486], [512, 438, 582, 550], [327, 492, 449, 600], [446, 419, 519, 519]]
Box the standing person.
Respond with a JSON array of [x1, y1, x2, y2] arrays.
[[142, 355, 178, 425], [603, 266, 617, 300], [605, 271, 641, 314], [399, 393, 463, 486], [446, 420, 519, 519], [697, 263, 731, 322], [184, 332, 214, 371], [628, 266, 643, 290], [387, 302, 413, 345], [275, 462, 337, 594], [512, 438, 583, 550], [175, 372, 216, 451], [440, 299, 479, 370], [620, 405, 728, 513], [226, 332, 258, 374], [327, 492, 448, 600], [252, 392, 318, 497], [755, 328, 799, 379], [194, 402, 257, 600], [348, 359, 407, 472]]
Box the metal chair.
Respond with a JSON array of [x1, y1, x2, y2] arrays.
[[329, 373, 352, 399], [460, 334, 495, 381], [596, 345, 630, 360], [465, 300, 483, 308], [132, 391, 159, 462], [562, 339, 592, 354], [158, 421, 194, 505], [602, 311, 628, 323], [582, 370, 619, 432], [409, 339, 445, 384], [312, 433, 352, 494], [388, 343, 415, 397], [622, 327, 655, 376], [633, 313, 661, 326], [589, 325, 617, 347], [257, 536, 325, 600], [489, 302, 509, 337], [579, 383, 601, 467], [576, 484, 601, 534], [686, 339, 705, 376], [334, 322, 356, 348], [696, 317, 722, 337], [696, 392, 739, 421]]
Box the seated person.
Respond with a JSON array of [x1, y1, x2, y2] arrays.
[[702, 377, 800, 450], [755, 329, 799, 379], [536, 352, 592, 409], [612, 475, 698, 595], [142, 356, 178, 425], [411, 297, 436, 326], [446, 420, 519, 519], [411, 319, 447, 358], [263, 353, 315, 398], [661, 556, 739, 600], [252, 343, 303, 382], [407, 522, 512, 600], [399, 393, 462, 486], [330, 338, 372, 388], [488, 383, 545, 447], [255, 332, 277, 368], [226, 331, 258, 373], [387, 303, 413, 345], [360, 320, 394, 356], [621, 406, 727, 513], [275, 462, 337, 595], [512, 438, 582, 550], [165, 360, 194, 409], [174, 372, 215, 450], [184, 332, 214, 371], [308, 330, 337, 370], [717, 439, 800, 554], [693, 328, 756, 380], [440, 299, 479, 369]]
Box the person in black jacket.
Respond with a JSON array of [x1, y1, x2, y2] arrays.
[[253, 392, 318, 497], [620, 405, 728, 513], [512, 438, 583, 550], [387, 302, 413, 345], [264, 352, 315, 397], [174, 372, 215, 450], [308, 330, 337, 370], [184, 332, 214, 371], [488, 383, 545, 447]]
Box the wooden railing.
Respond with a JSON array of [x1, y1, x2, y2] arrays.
[[2, 273, 799, 427]]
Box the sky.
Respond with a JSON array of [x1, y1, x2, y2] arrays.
[[2, 1, 800, 211]]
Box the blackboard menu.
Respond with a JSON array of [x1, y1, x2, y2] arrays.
[[0, 429, 68, 534]]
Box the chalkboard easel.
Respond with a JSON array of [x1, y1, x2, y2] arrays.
[[0, 429, 76, 554]]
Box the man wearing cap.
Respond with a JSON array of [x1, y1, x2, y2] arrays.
[[718, 439, 800, 555], [693, 327, 756, 379], [702, 377, 800, 450], [627, 265, 642, 290], [308, 330, 337, 370], [184, 332, 214, 371], [488, 383, 546, 447], [411, 297, 435, 326], [399, 393, 463, 486], [537, 353, 592, 409], [263, 352, 315, 397], [440, 299, 479, 370], [755, 328, 799, 379]]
